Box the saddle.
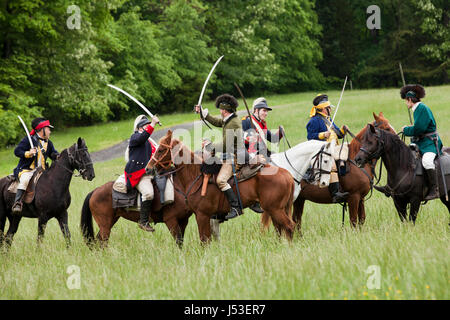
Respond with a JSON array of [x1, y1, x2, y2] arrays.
[[7, 167, 45, 204], [111, 174, 174, 210], [411, 144, 450, 176], [199, 160, 265, 197]]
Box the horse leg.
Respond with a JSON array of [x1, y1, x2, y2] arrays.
[[165, 217, 184, 248], [4, 215, 22, 248], [357, 199, 366, 226], [194, 212, 212, 244], [57, 210, 71, 247], [0, 210, 6, 247], [347, 194, 360, 228], [37, 214, 50, 244], [210, 218, 220, 241], [95, 216, 119, 248], [292, 197, 305, 236], [178, 216, 190, 247], [393, 197, 407, 222], [409, 199, 421, 225]]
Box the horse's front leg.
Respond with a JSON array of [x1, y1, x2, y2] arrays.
[[409, 199, 421, 225], [195, 212, 212, 244], [393, 197, 407, 222], [4, 215, 22, 248], [57, 210, 71, 247], [37, 214, 50, 244]]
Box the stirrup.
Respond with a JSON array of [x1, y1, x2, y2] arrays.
[[12, 201, 23, 214], [225, 207, 241, 220], [138, 222, 155, 232]]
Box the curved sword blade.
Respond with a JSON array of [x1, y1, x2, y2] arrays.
[[108, 84, 162, 126], [198, 55, 224, 106], [331, 76, 348, 126], [17, 115, 34, 149]]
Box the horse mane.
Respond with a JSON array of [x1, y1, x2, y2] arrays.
[[348, 128, 365, 159], [380, 130, 415, 169], [171, 138, 203, 180]]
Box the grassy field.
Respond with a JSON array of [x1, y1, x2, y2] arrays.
[[0, 86, 449, 300]]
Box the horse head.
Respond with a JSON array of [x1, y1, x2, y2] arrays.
[[355, 124, 385, 167], [372, 112, 396, 133], [316, 140, 336, 188], [148, 130, 175, 172], [68, 137, 95, 181]]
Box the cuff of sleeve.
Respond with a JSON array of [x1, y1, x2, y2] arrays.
[[145, 124, 154, 135], [24, 151, 32, 158], [318, 132, 325, 140], [201, 108, 209, 119]]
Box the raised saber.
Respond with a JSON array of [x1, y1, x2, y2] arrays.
[[107, 84, 162, 127], [17, 115, 35, 149], [233, 82, 268, 150], [330, 76, 347, 127], [196, 55, 224, 130], [107, 84, 159, 147], [399, 62, 413, 124]]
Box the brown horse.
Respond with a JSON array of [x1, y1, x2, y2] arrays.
[[80, 134, 193, 247], [148, 130, 296, 242], [262, 112, 396, 233]]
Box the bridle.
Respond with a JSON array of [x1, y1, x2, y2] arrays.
[[358, 128, 385, 162], [57, 143, 92, 176]]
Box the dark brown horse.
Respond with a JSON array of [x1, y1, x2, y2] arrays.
[[0, 138, 95, 248], [148, 130, 296, 242], [80, 138, 193, 247], [262, 112, 395, 233], [355, 123, 450, 223]]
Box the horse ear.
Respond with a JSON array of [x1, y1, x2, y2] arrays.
[[77, 137, 83, 146], [373, 112, 379, 121], [378, 111, 384, 118], [368, 123, 376, 133], [166, 130, 172, 139]]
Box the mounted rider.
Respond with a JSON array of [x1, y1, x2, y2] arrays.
[[12, 117, 59, 213], [125, 114, 160, 232], [401, 84, 443, 201], [306, 94, 349, 203], [195, 94, 246, 220], [241, 97, 284, 158]]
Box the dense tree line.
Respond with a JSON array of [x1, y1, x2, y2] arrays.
[[0, 0, 448, 145]]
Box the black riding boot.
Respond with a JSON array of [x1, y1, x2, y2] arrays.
[[138, 200, 155, 232], [12, 189, 25, 214], [328, 182, 349, 203], [424, 169, 439, 201], [249, 202, 264, 213], [224, 189, 242, 220]]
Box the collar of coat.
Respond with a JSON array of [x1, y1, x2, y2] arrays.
[[223, 113, 237, 126]]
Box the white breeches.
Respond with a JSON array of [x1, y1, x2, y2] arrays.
[[422, 152, 436, 170], [17, 170, 36, 191], [136, 175, 154, 201]]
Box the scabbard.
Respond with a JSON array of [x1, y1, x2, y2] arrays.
[[231, 163, 243, 210], [201, 174, 210, 197], [434, 137, 448, 201]]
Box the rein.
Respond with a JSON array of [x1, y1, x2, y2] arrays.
[[360, 128, 416, 197], [56, 144, 91, 176]]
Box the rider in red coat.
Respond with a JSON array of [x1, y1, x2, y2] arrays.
[[125, 115, 159, 232]]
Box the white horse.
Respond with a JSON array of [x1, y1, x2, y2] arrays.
[[210, 139, 336, 239]]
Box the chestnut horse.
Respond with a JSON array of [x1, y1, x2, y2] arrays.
[[148, 130, 296, 242], [262, 112, 396, 233], [80, 132, 193, 247], [80, 173, 193, 248]]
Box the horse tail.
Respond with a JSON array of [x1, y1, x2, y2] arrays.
[[80, 190, 95, 246]]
